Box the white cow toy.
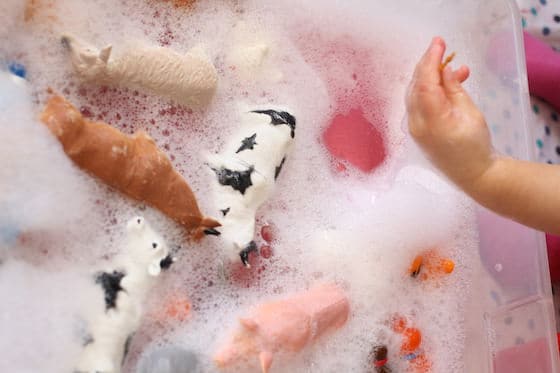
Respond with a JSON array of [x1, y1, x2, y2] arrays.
[[208, 109, 296, 267], [61, 34, 218, 108], [75, 216, 175, 373]]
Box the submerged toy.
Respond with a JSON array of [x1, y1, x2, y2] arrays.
[[75, 217, 175, 373], [408, 249, 454, 281], [214, 284, 349, 373], [323, 108, 386, 173], [390, 315, 432, 373], [61, 34, 217, 108], [369, 345, 392, 373], [208, 109, 295, 266], [137, 346, 198, 373], [40, 95, 219, 239], [8, 62, 26, 79]]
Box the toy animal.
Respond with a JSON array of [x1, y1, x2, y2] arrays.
[[40, 95, 220, 239], [61, 34, 217, 108], [208, 109, 295, 266], [214, 284, 349, 373], [75, 216, 175, 373]]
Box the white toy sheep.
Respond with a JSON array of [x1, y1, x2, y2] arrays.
[[61, 34, 218, 108], [74, 216, 175, 373], [208, 109, 296, 267]]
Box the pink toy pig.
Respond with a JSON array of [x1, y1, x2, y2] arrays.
[[214, 284, 350, 373]]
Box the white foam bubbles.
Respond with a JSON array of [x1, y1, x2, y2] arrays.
[[0, 1, 481, 372]]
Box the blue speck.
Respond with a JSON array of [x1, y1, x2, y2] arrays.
[[8, 62, 26, 79], [540, 0, 547, 5], [522, 17, 527, 28], [543, 27, 551, 36], [533, 104, 540, 114], [552, 112, 559, 122], [537, 139, 544, 148], [490, 290, 501, 305], [0, 225, 19, 246], [403, 352, 419, 361], [546, 126, 551, 135], [531, 7, 538, 16]]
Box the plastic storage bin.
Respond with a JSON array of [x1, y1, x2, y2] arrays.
[[321, 0, 559, 371], [3, 0, 557, 371]]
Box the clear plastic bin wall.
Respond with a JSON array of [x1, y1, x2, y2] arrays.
[[307, 0, 560, 371]]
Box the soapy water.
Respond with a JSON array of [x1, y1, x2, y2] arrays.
[[0, 0, 478, 372]]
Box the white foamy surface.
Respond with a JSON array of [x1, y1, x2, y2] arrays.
[[0, 1, 479, 372]]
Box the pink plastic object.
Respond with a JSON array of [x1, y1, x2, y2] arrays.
[[546, 234, 560, 283], [323, 108, 386, 173], [523, 32, 560, 112], [213, 284, 350, 373], [486, 31, 560, 112], [493, 336, 553, 373]]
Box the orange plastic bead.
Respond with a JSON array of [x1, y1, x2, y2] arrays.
[[440, 259, 455, 274], [401, 328, 422, 353], [409, 255, 423, 277], [391, 314, 407, 333]]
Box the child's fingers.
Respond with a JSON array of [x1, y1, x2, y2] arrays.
[[412, 37, 447, 85], [442, 66, 468, 103], [453, 65, 470, 83]]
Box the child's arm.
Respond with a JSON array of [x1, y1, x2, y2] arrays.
[[407, 37, 560, 235]]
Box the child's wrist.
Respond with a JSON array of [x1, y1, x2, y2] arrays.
[[462, 154, 504, 200]]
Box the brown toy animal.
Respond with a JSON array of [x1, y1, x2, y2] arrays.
[[40, 95, 219, 239]]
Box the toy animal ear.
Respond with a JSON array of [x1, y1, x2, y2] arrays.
[[148, 261, 162, 276], [240, 317, 258, 331], [99, 45, 112, 63], [79, 51, 98, 64]]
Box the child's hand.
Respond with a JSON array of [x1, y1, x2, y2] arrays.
[[406, 37, 495, 190]]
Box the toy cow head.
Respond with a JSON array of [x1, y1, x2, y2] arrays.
[[61, 34, 112, 82], [126, 216, 173, 276]]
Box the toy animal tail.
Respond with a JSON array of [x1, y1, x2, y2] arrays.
[[194, 217, 221, 240]]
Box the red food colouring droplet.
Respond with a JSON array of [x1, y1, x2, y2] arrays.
[[261, 225, 275, 243], [260, 245, 273, 259], [323, 108, 386, 172]]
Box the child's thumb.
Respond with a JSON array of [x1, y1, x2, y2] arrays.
[[442, 66, 468, 104]]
